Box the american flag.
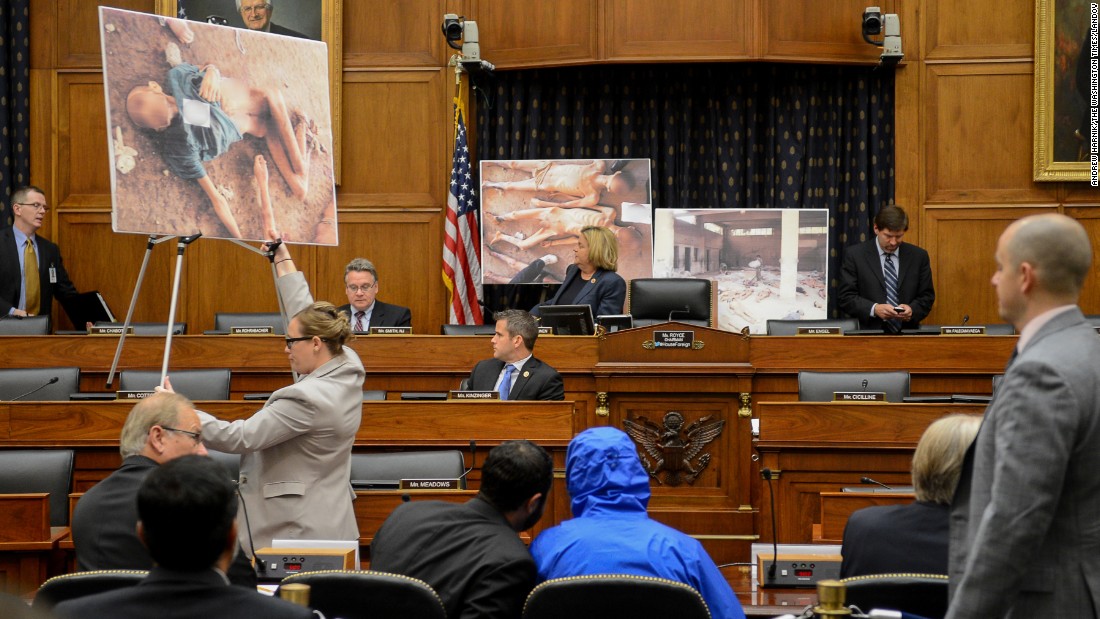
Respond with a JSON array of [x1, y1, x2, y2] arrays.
[[442, 102, 484, 324]]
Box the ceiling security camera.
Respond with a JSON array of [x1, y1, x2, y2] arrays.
[[862, 7, 883, 37], [442, 14, 464, 50]]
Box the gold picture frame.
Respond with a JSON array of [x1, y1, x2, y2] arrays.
[[1034, 0, 1092, 182], [156, 0, 342, 182]]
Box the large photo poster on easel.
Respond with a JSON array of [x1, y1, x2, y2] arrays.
[[100, 7, 337, 244], [480, 159, 654, 285], [653, 209, 829, 334]]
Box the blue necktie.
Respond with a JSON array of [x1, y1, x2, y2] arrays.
[[498, 364, 515, 401], [883, 253, 901, 332]]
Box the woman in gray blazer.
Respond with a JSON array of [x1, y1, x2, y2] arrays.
[[166, 238, 365, 550]]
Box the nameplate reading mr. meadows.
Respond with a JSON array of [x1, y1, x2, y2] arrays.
[[833, 392, 886, 402], [400, 479, 463, 490], [230, 326, 274, 335], [797, 327, 842, 335], [652, 330, 695, 348], [941, 326, 986, 335], [89, 326, 133, 335], [448, 390, 499, 400], [369, 326, 412, 335], [117, 390, 155, 400]]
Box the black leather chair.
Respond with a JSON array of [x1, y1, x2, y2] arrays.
[[627, 278, 713, 327], [33, 570, 148, 610], [350, 451, 465, 486], [206, 449, 240, 483], [441, 324, 495, 335], [840, 573, 949, 619], [0, 449, 74, 527], [0, 315, 50, 335], [1085, 314, 1100, 326], [798, 370, 910, 402], [96, 321, 187, 335], [522, 574, 711, 619], [992, 373, 1003, 395], [279, 570, 446, 619], [362, 390, 387, 401], [981, 323, 1015, 335], [765, 318, 859, 335], [0, 367, 81, 401], [211, 312, 285, 335], [119, 369, 231, 400]]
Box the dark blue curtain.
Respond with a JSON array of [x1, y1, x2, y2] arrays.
[[473, 63, 895, 318], [0, 0, 31, 225]]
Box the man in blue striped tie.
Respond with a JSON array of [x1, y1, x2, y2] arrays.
[[464, 309, 565, 400], [838, 205, 936, 332]]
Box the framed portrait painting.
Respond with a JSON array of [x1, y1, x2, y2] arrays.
[[156, 0, 343, 181], [1034, 0, 1094, 181]]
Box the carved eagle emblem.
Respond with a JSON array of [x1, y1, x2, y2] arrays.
[[623, 411, 725, 486]]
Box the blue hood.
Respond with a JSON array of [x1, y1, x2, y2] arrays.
[[567, 427, 650, 517]]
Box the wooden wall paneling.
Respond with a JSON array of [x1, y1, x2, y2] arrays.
[[923, 63, 1057, 204], [29, 71, 54, 237], [54, 212, 177, 330], [56, 74, 112, 206], [603, 0, 752, 61], [312, 211, 445, 335], [343, 0, 448, 68], [55, 0, 156, 68], [921, 205, 1059, 326], [758, 0, 887, 64], [894, 0, 922, 243], [1064, 205, 1100, 313], [923, 0, 1032, 61], [338, 71, 447, 206], [476, 0, 598, 68], [181, 239, 290, 334]]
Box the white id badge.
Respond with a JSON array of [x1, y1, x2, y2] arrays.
[[49, 267, 57, 283]]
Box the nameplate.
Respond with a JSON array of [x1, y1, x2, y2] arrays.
[[116, 390, 155, 400], [1095, 327, 1100, 335], [448, 390, 500, 400], [229, 326, 274, 335], [941, 326, 986, 335], [652, 330, 695, 348], [537, 326, 554, 335], [89, 326, 133, 335], [796, 327, 841, 336], [833, 391, 886, 402], [369, 326, 412, 335], [399, 478, 464, 490]]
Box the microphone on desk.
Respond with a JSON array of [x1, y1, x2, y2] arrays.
[[236, 483, 264, 577], [457, 440, 477, 489], [861, 379, 868, 391], [668, 305, 691, 322], [961, 314, 970, 326], [9, 376, 59, 401], [860, 476, 893, 490], [761, 468, 779, 586]]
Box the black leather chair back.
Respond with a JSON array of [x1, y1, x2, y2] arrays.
[[0, 367, 80, 401], [441, 324, 495, 335], [0, 449, 74, 526], [213, 312, 285, 334], [206, 449, 240, 483], [350, 451, 465, 484], [96, 322, 187, 335], [798, 370, 910, 402], [840, 573, 949, 619], [279, 570, 446, 619], [0, 315, 50, 335], [522, 574, 711, 619], [119, 369, 231, 400], [627, 278, 713, 327], [981, 323, 1015, 335], [766, 318, 859, 335], [33, 570, 148, 610]]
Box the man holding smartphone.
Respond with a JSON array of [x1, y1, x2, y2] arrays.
[[838, 205, 936, 332]]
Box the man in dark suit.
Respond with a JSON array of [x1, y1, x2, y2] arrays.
[[0, 186, 78, 322], [337, 257, 412, 331], [237, 0, 308, 39], [71, 392, 255, 588], [946, 214, 1100, 618], [371, 440, 553, 619], [838, 205, 935, 331], [55, 456, 310, 619], [465, 309, 564, 400]]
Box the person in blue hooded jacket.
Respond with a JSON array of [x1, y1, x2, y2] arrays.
[[529, 426, 746, 619]]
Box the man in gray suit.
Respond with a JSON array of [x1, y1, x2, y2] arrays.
[[946, 214, 1100, 618]]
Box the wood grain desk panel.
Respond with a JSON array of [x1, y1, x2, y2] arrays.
[[817, 491, 915, 543]]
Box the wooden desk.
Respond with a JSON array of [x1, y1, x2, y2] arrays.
[[0, 494, 67, 596], [816, 491, 915, 543], [755, 401, 983, 544]]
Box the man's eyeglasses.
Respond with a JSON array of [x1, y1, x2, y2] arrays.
[[241, 3, 272, 13], [15, 202, 49, 213], [346, 283, 377, 293], [161, 425, 202, 444]]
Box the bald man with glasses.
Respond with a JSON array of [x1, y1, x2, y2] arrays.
[[1, 185, 79, 323]]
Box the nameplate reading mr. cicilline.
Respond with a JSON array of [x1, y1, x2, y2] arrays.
[[833, 392, 886, 402]]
